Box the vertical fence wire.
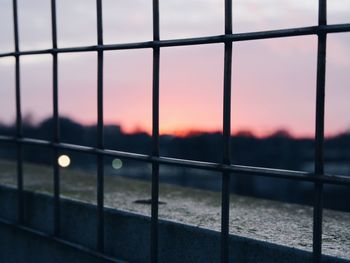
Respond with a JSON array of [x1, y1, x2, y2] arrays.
[[313, 0, 327, 262], [96, 0, 105, 252], [12, 0, 24, 225], [221, 0, 233, 262], [151, 0, 160, 262], [50, 0, 60, 236]]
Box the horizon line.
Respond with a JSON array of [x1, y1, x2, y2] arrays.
[[1, 115, 350, 140]]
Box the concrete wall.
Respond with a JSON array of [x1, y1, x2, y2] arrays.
[[0, 185, 348, 263]]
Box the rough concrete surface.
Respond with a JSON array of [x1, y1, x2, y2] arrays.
[[0, 160, 349, 260]]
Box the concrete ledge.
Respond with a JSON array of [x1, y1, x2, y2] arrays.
[[0, 185, 349, 263], [1, 160, 349, 259]]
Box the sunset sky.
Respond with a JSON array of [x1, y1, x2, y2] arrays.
[[0, 0, 349, 138]]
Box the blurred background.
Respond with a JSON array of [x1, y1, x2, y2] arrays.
[[0, 0, 349, 212]]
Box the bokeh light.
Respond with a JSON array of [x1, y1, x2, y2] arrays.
[[112, 159, 123, 170], [58, 155, 71, 168]]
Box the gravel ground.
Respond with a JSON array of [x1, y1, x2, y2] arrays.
[[0, 160, 349, 259]]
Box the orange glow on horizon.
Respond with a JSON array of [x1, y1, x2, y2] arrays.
[[11, 112, 341, 139], [102, 118, 315, 139]]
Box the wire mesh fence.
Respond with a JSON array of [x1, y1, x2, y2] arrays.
[[0, 0, 350, 262]]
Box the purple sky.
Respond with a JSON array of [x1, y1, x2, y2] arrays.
[[0, 0, 349, 137]]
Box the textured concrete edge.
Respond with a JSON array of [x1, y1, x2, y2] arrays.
[[0, 184, 349, 263]]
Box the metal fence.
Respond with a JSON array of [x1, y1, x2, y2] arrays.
[[0, 0, 350, 262]]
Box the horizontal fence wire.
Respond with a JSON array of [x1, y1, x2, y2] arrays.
[[0, 24, 350, 58], [1, 1, 350, 263], [1, 135, 350, 187]]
